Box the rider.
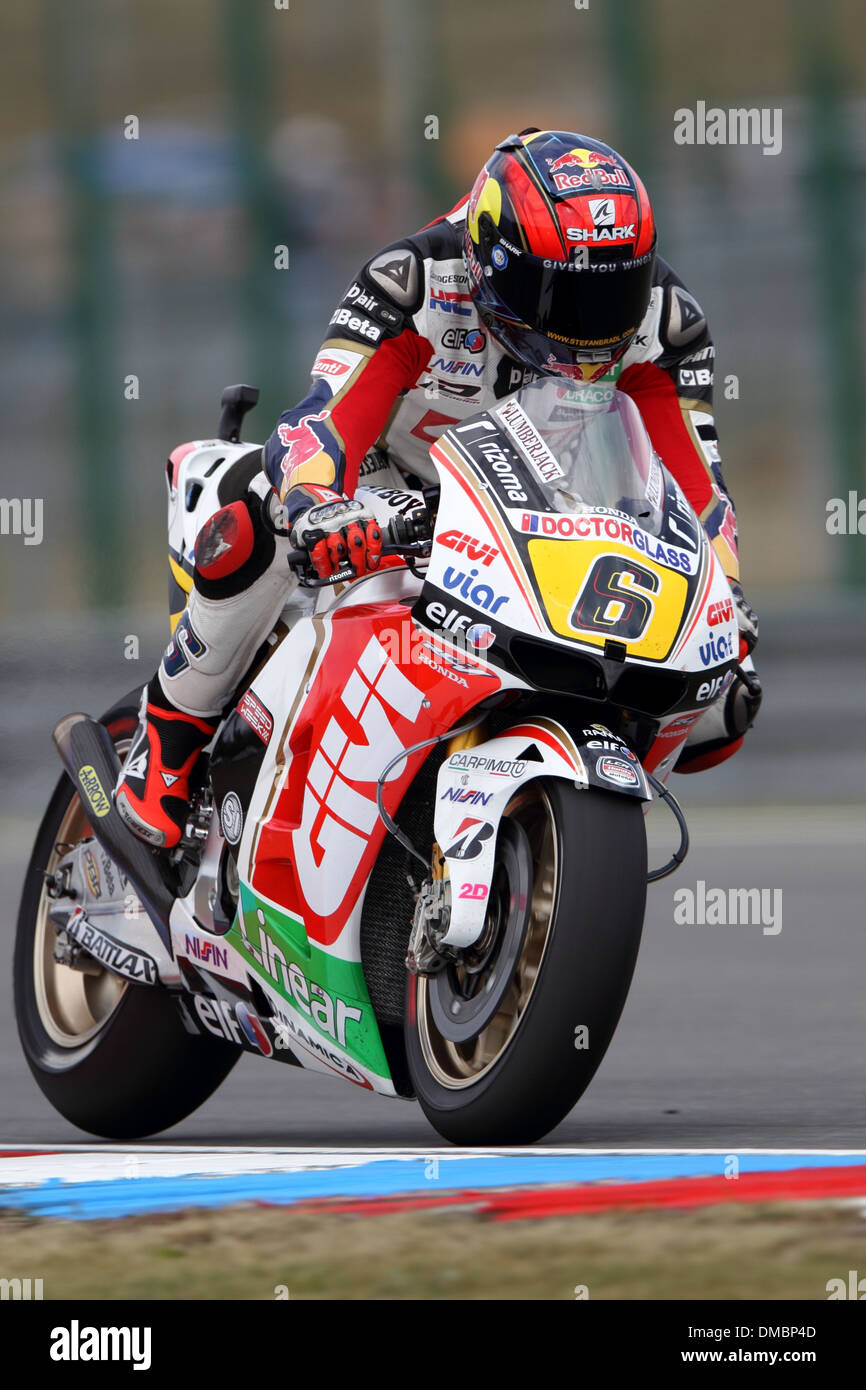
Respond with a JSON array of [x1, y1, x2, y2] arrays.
[[116, 129, 760, 849]]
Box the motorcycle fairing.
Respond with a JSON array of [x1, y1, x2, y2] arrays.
[[242, 604, 501, 949], [179, 589, 505, 1091], [434, 716, 650, 948]]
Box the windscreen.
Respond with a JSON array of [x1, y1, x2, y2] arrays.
[[492, 376, 666, 535]]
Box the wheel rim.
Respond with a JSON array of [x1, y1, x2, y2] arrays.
[[33, 743, 130, 1049], [415, 783, 560, 1090]]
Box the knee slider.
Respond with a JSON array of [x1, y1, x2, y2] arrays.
[[195, 501, 255, 582], [193, 497, 275, 599]]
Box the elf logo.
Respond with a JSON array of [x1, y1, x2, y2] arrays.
[[697, 671, 734, 702], [437, 530, 499, 566], [442, 328, 486, 352]]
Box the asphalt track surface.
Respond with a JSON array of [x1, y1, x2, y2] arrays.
[[2, 804, 864, 1149]]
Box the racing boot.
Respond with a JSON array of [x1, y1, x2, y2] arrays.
[[116, 678, 218, 849]]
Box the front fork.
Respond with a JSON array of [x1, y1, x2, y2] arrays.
[[406, 715, 651, 968], [406, 720, 487, 975]]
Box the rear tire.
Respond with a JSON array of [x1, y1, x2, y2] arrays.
[[13, 701, 240, 1139], [406, 780, 647, 1145]]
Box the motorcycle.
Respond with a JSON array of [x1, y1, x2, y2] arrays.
[[15, 375, 747, 1144]]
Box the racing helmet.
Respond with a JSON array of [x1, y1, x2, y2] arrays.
[[464, 130, 657, 383]]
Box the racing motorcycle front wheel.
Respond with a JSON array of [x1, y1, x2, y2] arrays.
[[405, 779, 647, 1145], [14, 695, 240, 1139]]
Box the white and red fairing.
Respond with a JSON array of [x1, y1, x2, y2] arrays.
[[233, 566, 504, 958]]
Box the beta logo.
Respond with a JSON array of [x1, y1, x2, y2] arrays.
[[679, 367, 712, 387], [328, 307, 383, 342]]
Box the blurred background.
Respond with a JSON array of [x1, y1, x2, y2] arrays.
[[1, 0, 865, 810]]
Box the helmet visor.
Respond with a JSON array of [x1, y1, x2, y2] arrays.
[[491, 246, 654, 355]]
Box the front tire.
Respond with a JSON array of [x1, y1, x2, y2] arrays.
[[13, 701, 240, 1139], [405, 780, 647, 1145]]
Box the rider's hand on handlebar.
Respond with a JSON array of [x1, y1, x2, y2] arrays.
[[290, 493, 382, 579]]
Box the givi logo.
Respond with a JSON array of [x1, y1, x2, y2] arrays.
[[292, 636, 424, 920], [707, 598, 734, 627]]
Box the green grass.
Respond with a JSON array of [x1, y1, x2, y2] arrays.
[[2, 1200, 865, 1300]]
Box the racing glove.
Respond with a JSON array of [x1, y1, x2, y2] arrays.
[[290, 491, 382, 579]]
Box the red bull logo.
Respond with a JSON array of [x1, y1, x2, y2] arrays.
[[548, 146, 617, 173], [277, 411, 330, 480], [547, 147, 629, 193]]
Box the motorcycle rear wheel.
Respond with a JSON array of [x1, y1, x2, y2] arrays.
[[405, 779, 647, 1145], [13, 697, 240, 1139]]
